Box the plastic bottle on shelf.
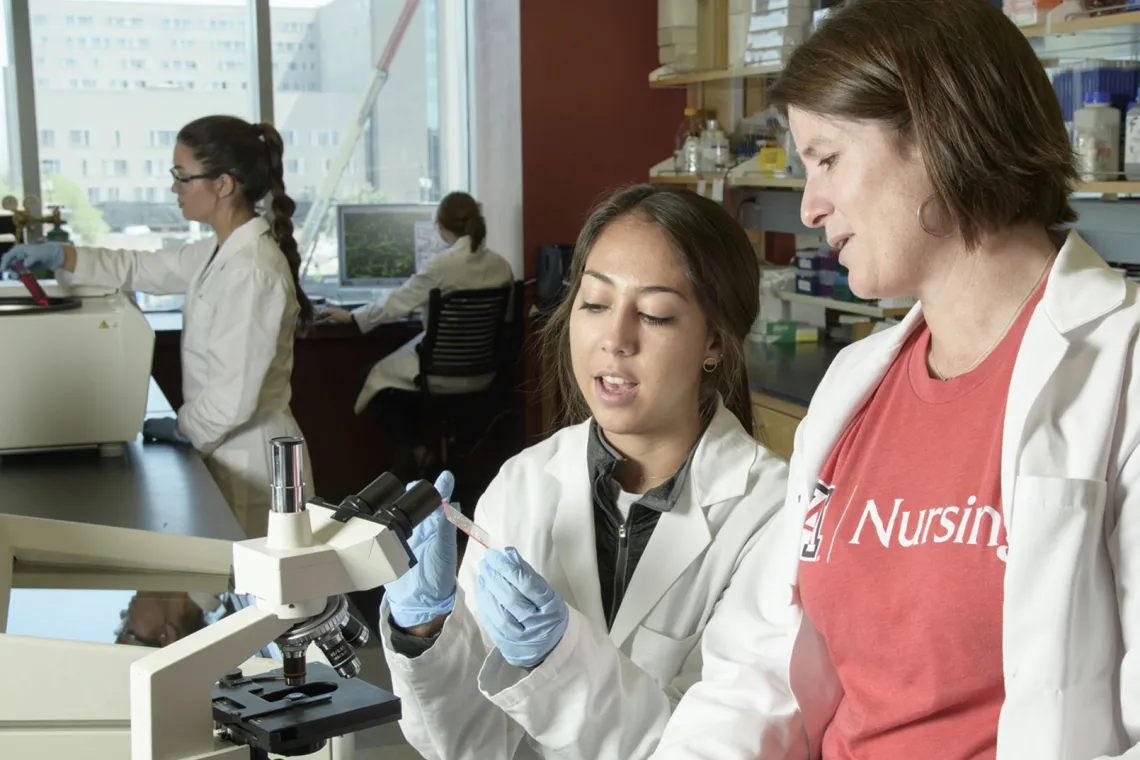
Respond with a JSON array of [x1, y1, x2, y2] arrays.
[[1126, 90, 1140, 181], [674, 107, 704, 175], [1074, 91, 1121, 182], [702, 120, 731, 172]]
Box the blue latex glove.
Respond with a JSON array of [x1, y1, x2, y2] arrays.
[[0, 241, 66, 274], [476, 547, 569, 668], [384, 471, 458, 629], [142, 417, 191, 445]]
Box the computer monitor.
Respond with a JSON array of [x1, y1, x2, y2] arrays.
[[337, 203, 450, 288]]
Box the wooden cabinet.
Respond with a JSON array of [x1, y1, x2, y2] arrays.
[[751, 392, 806, 462]]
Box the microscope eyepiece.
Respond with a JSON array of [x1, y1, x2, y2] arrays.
[[270, 436, 307, 514], [335, 472, 405, 519], [380, 479, 442, 541]]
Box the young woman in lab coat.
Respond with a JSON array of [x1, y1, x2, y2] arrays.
[[323, 191, 514, 416], [378, 185, 788, 760], [650, 1, 1140, 758], [0, 115, 313, 539]]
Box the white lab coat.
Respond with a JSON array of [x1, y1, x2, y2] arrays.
[[380, 400, 788, 760], [63, 216, 313, 538], [352, 235, 514, 414], [650, 230, 1140, 760]]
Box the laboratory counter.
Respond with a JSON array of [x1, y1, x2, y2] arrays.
[[0, 377, 244, 542], [746, 339, 843, 461]]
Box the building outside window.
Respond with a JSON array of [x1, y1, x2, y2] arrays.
[[0, 0, 469, 299]]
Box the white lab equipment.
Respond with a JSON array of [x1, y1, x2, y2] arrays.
[[1125, 90, 1140, 181], [0, 279, 154, 456], [1074, 91, 1121, 182], [0, 435, 443, 760]]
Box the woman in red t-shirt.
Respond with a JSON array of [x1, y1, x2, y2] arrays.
[[650, 1, 1140, 758]]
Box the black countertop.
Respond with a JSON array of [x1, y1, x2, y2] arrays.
[[745, 339, 845, 408], [0, 378, 243, 541]]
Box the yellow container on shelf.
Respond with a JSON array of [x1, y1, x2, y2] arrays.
[[757, 146, 787, 174]]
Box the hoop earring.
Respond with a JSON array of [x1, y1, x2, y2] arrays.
[[917, 195, 952, 238], [703, 357, 719, 373]]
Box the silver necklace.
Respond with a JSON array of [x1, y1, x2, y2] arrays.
[[928, 251, 1055, 382]]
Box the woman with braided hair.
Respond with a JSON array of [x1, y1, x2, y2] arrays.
[[1, 114, 314, 537]]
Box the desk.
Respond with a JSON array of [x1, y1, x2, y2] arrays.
[[147, 312, 423, 501], [0, 378, 243, 541]]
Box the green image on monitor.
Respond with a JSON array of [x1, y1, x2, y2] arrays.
[[337, 203, 446, 287]]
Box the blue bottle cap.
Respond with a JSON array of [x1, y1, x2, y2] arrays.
[[1084, 91, 1111, 105]]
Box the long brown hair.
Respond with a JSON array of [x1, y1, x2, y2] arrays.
[[769, 0, 1077, 248], [539, 185, 759, 436], [436, 191, 487, 250], [176, 115, 314, 325]]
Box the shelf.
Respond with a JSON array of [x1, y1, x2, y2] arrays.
[[1019, 9, 1140, 37], [733, 175, 806, 189], [1075, 181, 1140, 195], [649, 63, 782, 88], [648, 173, 806, 189], [776, 291, 913, 319], [648, 174, 724, 185]]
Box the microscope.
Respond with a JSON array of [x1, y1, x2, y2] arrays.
[[130, 436, 443, 760]]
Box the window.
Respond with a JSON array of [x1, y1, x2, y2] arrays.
[[148, 131, 177, 148], [40, 159, 61, 174], [12, 0, 471, 275], [271, 0, 470, 292], [103, 159, 128, 177], [27, 0, 257, 250]]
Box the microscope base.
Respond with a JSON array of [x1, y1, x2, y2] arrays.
[[212, 662, 401, 757]]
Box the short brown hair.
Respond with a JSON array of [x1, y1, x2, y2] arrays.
[[436, 191, 487, 250], [769, 0, 1077, 248], [539, 185, 760, 436]]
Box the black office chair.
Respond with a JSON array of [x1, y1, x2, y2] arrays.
[[381, 285, 514, 476]]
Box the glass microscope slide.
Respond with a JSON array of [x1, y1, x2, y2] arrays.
[[442, 501, 498, 549]]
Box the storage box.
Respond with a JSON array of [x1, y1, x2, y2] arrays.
[[659, 43, 699, 69], [744, 43, 799, 67], [659, 0, 698, 28], [795, 271, 821, 296], [751, 6, 814, 31], [795, 251, 820, 271], [729, 11, 750, 66], [754, 0, 814, 11], [658, 25, 698, 46], [748, 24, 809, 50]]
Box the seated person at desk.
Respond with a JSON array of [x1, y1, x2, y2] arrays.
[[323, 191, 514, 416], [0, 114, 314, 539]]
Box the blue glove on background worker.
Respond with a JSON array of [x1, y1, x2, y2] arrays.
[[142, 417, 191, 445], [476, 547, 570, 668], [385, 471, 458, 628], [0, 241, 66, 273]]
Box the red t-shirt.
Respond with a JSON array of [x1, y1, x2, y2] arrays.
[[797, 281, 1045, 759]]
